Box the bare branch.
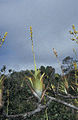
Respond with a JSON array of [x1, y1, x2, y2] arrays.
[[55, 92, 78, 99], [6, 99, 52, 119], [45, 95, 78, 111], [5, 95, 78, 119]]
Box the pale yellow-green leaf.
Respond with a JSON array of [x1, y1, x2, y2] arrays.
[[25, 76, 33, 86], [40, 73, 45, 82]]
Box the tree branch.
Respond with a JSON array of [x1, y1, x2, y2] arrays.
[[45, 95, 78, 110], [5, 95, 78, 119], [6, 99, 52, 119], [55, 92, 78, 99]]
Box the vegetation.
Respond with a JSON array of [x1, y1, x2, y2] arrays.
[[0, 26, 78, 120]]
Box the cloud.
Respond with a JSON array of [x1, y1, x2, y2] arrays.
[[0, 0, 78, 73]]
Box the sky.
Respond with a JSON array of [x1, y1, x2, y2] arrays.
[[0, 0, 78, 74]]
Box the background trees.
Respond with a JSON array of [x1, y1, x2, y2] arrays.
[[0, 65, 77, 120]]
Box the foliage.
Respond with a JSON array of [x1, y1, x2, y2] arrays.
[[0, 68, 76, 120]]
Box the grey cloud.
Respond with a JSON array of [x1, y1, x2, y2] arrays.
[[0, 0, 78, 73]]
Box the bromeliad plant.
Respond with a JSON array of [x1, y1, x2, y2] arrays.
[[24, 26, 46, 101], [52, 25, 78, 95], [69, 25, 78, 91], [52, 48, 69, 94], [0, 32, 8, 108]]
